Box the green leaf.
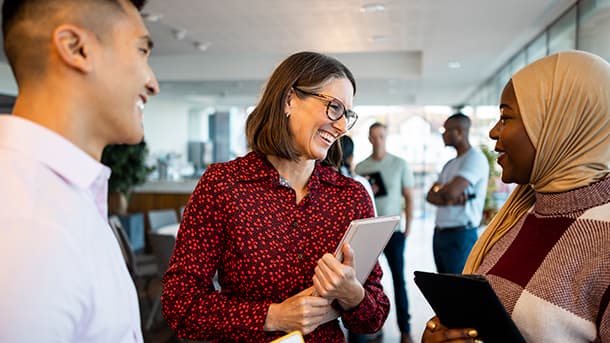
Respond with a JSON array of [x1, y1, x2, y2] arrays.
[[101, 140, 154, 198]]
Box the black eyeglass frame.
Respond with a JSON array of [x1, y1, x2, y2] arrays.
[[292, 87, 358, 130]]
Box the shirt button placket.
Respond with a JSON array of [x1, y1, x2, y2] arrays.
[[292, 221, 303, 260]]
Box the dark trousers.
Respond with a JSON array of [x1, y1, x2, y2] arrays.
[[432, 227, 478, 274], [348, 231, 410, 342], [384, 231, 410, 333]]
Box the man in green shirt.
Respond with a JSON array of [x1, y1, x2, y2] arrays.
[[355, 122, 414, 343]]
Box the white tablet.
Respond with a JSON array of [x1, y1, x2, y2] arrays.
[[334, 215, 400, 284], [269, 331, 304, 343]]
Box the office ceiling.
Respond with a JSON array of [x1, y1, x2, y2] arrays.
[[144, 0, 575, 107], [0, 0, 576, 107]]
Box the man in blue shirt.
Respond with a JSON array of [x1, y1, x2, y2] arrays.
[[426, 113, 489, 274]]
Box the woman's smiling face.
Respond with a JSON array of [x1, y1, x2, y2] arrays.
[[489, 80, 536, 184], [286, 77, 353, 161]]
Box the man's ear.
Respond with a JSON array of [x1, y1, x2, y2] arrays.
[[457, 127, 466, 140], [52, 24, 94, 73]]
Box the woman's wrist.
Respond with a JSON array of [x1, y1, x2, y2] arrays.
[[263, 303, 278, 331], [338, 284, 365, 310]]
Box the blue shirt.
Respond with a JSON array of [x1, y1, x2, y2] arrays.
[[435, 147, 489, 228]]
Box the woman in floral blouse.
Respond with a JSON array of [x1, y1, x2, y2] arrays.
[[162, 51, 389, 342]]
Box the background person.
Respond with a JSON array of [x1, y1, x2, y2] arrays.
[[339, 135, 377, 216], [356, 122, 415, 343], [426, 113, 488, 274], [422, 50, 610, 342], [0, 0, 159, 342], [338, 135, 380, 343], [162, 51, 389, 342]]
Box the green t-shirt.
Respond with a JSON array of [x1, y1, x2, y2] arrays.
[[355, 153, 413, 217]]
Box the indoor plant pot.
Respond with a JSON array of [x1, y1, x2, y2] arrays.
[[102, 141, 154, 215]]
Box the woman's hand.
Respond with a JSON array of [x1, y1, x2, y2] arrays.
[[422, 317, 483, 343], [313, 243, 365, 310], [264, 287, 334, 335]]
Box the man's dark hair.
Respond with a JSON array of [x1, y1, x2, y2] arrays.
[[340, 135, 354, 160], [2, 0, 148, 81], [339, 135, 354, 171], [369, 122, 386, 135], [446, 112, 471, 131], [246, 51, 356, 161], [2, 0, 147, 35]]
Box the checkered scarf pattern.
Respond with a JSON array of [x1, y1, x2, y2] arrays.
[[477, 177, 610, 342]]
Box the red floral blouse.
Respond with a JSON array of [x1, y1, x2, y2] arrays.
[[161, 152, 389, 342]]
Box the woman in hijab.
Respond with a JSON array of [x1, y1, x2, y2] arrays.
[[422, 50, 610, 342]]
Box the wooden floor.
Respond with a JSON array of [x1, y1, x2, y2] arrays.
[[143, 215, 438, 343]]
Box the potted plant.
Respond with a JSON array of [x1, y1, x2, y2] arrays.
[[479, 144, 502, 225], [102, 140, 154, 215]]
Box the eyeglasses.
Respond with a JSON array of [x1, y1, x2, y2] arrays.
[[293, 87, 358, 130]]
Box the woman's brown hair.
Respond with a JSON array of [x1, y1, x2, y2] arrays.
[[246, 51, 356, 161]]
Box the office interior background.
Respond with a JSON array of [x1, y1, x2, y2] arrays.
[[0, 0, 609, 340], [1, 1, 608, 191], [2, 1, 608, 210]]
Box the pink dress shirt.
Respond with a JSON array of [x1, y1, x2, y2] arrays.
[[0, 115, 143, 342]]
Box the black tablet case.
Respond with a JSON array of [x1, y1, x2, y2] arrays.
[[363, 171, 387, 197], [414, 271, 526, 343]]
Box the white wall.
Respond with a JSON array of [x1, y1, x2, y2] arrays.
[[0, 60, 193, 162], [0, 62, 17, 95], [142, 97, 191, 161]]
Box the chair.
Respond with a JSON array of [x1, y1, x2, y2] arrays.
[[108, 216, 158, 294], [147, 209, 178, 232], [145, 232, 177, 331], [109, 215, 130, 263]]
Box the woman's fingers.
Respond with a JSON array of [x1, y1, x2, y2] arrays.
[[313, 254, 342, 296], [422, 317, 481, 343], [267, 291, 334, 334]]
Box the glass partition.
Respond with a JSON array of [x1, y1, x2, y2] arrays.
[[549, 6, 577, 54], [526, 32, 547, 63], [578, 0, 610, 60], [466, 0, 610, 106]]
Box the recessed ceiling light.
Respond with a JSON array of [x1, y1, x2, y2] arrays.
[[172, 29, 187, 40], [194, 41, 212, 52], [370, 34, 389, 43], [142, 12, 163, 22], [361, 3, 386, 13], [448, 61, 462, 69]]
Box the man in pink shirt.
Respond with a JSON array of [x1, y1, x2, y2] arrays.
[[0, 0, 158, 341]]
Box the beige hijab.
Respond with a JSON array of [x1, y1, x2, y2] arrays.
[[463, 50, 610, 273]]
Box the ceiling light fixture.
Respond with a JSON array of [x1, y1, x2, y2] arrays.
[[172, 28, 187, 40], [194, 41, 212, 52], [370, 34, 389, 43], [360, 3, 386, 13], [141, 12, 163, 22], [448, 61, 462, 69]]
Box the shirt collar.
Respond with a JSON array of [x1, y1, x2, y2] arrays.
[[0, 115, 111, 191], [236, 151, 350, 188]]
